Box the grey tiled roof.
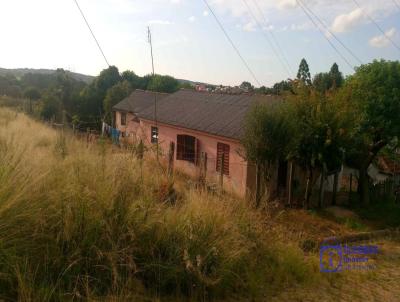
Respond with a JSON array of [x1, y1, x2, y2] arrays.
[[114, 89, 283, 140], [112, 90, 170, 114]]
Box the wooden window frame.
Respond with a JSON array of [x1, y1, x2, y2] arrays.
[[177, 135, 198, 164], [216, 142, 230, 176], [120, 112, 127, 126], [151, 126, 158, 144]]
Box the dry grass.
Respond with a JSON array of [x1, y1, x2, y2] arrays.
[[2, 109, 398, 301], [0, 109, 316, 301]]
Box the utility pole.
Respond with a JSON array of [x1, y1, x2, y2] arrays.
[[147, 26, 159, 162]]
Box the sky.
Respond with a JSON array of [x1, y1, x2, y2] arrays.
[[0, 0, 399, 87]]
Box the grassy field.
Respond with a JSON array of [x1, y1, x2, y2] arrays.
[[0, 108, 399, 301]]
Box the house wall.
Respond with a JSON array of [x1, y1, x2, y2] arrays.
[[115, 111, 141, 144], [134, 119, 249, 197]]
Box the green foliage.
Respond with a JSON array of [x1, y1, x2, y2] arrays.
[[40, 91, 61, 120], [242, 102, 292, 165], [329, 63, 343, 88], [103, 80, 133, 121], [297, 58, 312, 86], [255, 81, 293, 95], [313, 63, 344, 93], [147, 74, 179, 93], [240, 81, 254, 92], [23, 87, 41, 100], [288, 88, 352, 173], [342, 60, 400, 203]]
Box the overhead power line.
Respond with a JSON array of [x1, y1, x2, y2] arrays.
[[393, 0, 400, 11], [73, 0, 110, 67], [298, 0, 363, 66], [241, 0, 292, 78], [251, 0, 293, 76], [295, 0, 355, 71], [202, 0, 262, 86], [352, 0, 400, 53]]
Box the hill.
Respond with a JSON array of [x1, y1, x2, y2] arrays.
[[0, 67, 95, 83]]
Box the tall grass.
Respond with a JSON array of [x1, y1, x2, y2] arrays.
[[0, 109, 315, 301]]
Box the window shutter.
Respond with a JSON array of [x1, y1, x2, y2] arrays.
[[216, 143, 230, 175]]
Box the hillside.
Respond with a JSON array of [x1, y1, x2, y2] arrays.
[[0, 108, 399, 301], [0, 67, 95, 83]]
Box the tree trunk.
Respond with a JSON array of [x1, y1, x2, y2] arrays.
[[304, 169, 313, 209], [332, 172, 339, 206], [358, 165, 370, 205], [318, 167, 325, 208]]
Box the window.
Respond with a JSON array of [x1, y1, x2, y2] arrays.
[[151, 126, 158, 144], [121, 112, 127, 126], [216, 143, 230, 175], [177, 135, 196, 163]]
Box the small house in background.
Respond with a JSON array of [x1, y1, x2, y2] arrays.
[[112, 90, 170, 141], [113, 89, 283, 198]]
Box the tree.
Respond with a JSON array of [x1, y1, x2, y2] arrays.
[[103, 81, 133, 121], [287, 86, 353, 208], [242, 102, 293, 204], [297, 58, 312, 86], [121, 70, 142, 89], [24, 87, 41, 100], [341, 60, 400, 204], [40, 91, 62, 121], [329, 63, 343, 89], [313, 63, 344, 93], [147, 75, 179, 93], [79, 66, 122, 121], [240, 81, 254, 92]]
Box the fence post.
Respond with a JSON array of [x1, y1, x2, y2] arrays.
[[168, 142, 175, 177], [86, 128, 90, 147], [287, 161, 294, 207], [198, 152, 205, 186]]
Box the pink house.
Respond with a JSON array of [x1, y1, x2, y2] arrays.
[[113, 89, 282, 197]]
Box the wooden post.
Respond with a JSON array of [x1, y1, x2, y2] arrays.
[[199, 152, 205, 185], [168, 142, 175, 177], [219, 153, 224, 192], [332, 172, 339, 206], [287, 161, 294, 207], [86, 127, 90, 147]]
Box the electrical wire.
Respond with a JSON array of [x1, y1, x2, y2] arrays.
[[202, 0, 262, 86], [352, 0, 400, 53], [393, 0, 400, 11], [251, 0, 294, 76], [73, 0, 110, 67], [241, 0, 292, 78], [295, 0, 355, 71], [298, 0, 363, 66]]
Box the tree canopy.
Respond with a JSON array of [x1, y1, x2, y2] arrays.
[[297, 58, 312, 86]]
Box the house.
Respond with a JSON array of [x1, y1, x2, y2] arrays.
[[113, 89, 283, 197], [113, 89, 170, 140]]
